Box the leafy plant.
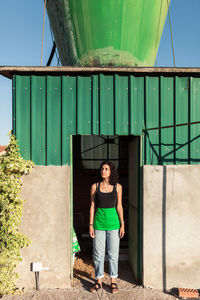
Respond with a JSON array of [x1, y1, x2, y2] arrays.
[[0, 133, 34, 294]]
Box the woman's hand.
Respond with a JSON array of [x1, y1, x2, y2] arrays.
[[116, 184, 124, 239], [89, 225, 95, 238], [119, 224, 125, 238]]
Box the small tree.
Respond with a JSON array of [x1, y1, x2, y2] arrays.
[[0, 133, 34, 294]]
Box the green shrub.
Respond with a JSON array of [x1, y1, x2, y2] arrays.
[[0, 134, 34, 294]]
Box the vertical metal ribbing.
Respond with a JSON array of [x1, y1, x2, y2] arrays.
[[12, 76, 16, 137]]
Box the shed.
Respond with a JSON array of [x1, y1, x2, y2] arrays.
[[1, 66, 200, 290]]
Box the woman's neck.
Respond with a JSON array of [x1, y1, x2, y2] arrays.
[[102, 179, 109, 185]]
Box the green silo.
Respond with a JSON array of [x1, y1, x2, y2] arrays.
[[46, 0, 170, 67]]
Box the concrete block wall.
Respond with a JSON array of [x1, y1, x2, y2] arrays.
[[16, 163, 200, 290], [143, 165, 200, 290], [17, 166, 71, 289]]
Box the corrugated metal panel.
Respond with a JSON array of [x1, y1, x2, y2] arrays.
[[31, 76, 46, 165], [91, 75, 99, 135], [175, 77, 189, 164], [190, 78, 200, 164], [12, 77, 16, 136], [99, 75, 114, 135], [145, 76, 159, 165], [13, 74, 200, 166], [62, 76, 77, 165], [160, 76, 174, 164], [77, 76, 92, 134], [15, 76, 31, 160], [130, 76, 144, 136], [115, 75, 129, 135], [46, 76, 62, 165]]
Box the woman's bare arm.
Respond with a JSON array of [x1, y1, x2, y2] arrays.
[[116, 183, 125, 238], [89, 183, 96, 238]]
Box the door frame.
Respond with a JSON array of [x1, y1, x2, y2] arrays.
[[70, 134, 143, 283]]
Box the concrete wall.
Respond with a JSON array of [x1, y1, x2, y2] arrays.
[[143, 165, 200, 290], [17, 166, 71, 289]]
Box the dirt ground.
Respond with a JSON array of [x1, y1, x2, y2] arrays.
[[1, 250, 179, 300]]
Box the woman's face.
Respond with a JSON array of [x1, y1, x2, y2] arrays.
[[101, 164, 111, 180]]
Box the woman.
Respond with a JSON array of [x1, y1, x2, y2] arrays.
[[89, 161, 125, 294]]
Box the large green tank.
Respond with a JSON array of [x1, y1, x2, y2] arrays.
[[46, 0, 170, 67]]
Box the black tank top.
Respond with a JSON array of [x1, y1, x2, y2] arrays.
[[95, 183, 117, 208]]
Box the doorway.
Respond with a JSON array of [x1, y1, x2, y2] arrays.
[[72, 135, 142, 284]]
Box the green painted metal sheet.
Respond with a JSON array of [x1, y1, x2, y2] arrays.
[[15, 76, 31, 160], [46, 0, 170, 67], [31, 76, 46, 165], [99, 75, 114, 135], [13, 73, 200, 166], [175, 77, 189, 164], [62, 76, 77, 165], [12, 77, 16, 136], [46, 76, 62, 165], [160, 76, 174, 164], [77, 76, 92, 134], [145, 77, 159, 164], [91, 75, 99, 135], [130, 76, 144, 135], [190, 78, 200, 164], [115, 75, 129, 135]]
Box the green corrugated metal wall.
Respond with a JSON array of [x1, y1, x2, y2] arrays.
[[12, 74, 200, 166]]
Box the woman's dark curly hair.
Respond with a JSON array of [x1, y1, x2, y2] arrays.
[[99, 161, 118, 185]]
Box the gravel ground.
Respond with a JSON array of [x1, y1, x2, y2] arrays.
[[1, 251, 179, 300]]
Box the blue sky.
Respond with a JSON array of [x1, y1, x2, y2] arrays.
[[0, 0, 200, 145]]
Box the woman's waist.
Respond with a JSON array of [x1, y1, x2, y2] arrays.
[[94, 208, 120, 229], [95, 207, 119, 218]]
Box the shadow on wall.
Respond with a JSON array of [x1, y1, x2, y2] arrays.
[[162, 165, 167, 291]]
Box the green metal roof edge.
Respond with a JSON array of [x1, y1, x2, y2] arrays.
[[1, 66, 200, 79]]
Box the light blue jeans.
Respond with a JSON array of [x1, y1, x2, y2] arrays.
[[93, 229, 120, 279]]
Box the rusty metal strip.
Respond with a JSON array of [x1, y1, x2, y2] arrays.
[[144, 120, 200, 131]]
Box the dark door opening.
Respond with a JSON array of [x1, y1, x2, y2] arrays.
[[72, 135, 141, 284]]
